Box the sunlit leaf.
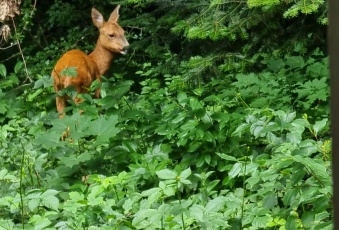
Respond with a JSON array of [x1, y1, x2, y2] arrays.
[[313, 118, 328, 135], [179, 167, 191, 179], [0, 64, 6, 77], [229, 162, 242, 178], [156, 169, 177, 180]]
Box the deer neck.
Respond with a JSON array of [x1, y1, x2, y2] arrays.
[[89, 40, 114, 75]]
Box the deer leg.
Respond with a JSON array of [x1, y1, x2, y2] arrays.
[[56, 96, 66, 118], [73, 96, 84, 104], [73, 86, 86, 114], [95, 88, 101, 98], [95, 76, 101, 98]]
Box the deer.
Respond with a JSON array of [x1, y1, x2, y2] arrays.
[[52, 5, 129, 118]]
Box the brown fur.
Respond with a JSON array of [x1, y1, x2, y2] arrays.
[[52, 5, 129, 118]]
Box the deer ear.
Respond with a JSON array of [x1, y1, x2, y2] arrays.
[[92, 8, 104, 28], [109, 5, 120, 22]]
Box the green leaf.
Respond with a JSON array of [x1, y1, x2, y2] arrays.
[[180, 120, 198, 130], [211, 112, 230, 122], [88, 196, 103, 206], [261, 122, 280, 133], [313, 118, 328, 135], [60, 67, 78, 77], [0, 169, 8, 179], [41, 189, 59, 197], [189, 204, 204, 222], [179, 167, 191, 179], [188, 141, 202, 152], [42, 195, 59, 211], [285, 111, 296, 123], [193, 88, 203, 96], [0, 64, 6, 77], [69, 192, 84, 202], [290, 168, 306, 185], [172, 112, 186, 124], [132, 209, 159, 227], [252, 215, 270, 228], [77, 151, 93, 163], [314, 222, 333, 230], [177, 91, 187, 105], [247, 0, 280, 8], [78, 93, 93, 104], [144, 188, 162, 204], [34, 131, 62, 148], [302, 211, 315, 228], [33, 78, 44, 89], [229, 162, 242, 178], [28, 198, 40, 211], [189, 98, 203, 110], [285, 216, 298, 230], [180, 179, 192, 185], [122, 198, 133, 213], [0, 101, 7, 114], [29, 215, 52, 230], [216, 152, 237, 161], [163, 186, 175, 197], [0, 219, 14, 229], [262, 193, 277, 209], [33, 75, 54, 89], [142, 187, 161, 197], [14, 61, 23, 73], [301, 187, 318, 202], [27, 88, 44, 102], [282, 188, 298, 207], [286, 131, 302, 144], [292, 118, 310, 128], [232, 123, 249, 137], [286, 56, 305, 69], [293, 155, 330, 184], [201, 111, 213, 124], [58, 155, 78, 168], [89, 115, 119, 143], [206, 196, 226, 212], [250, 122, 264, 137], [113, 80, 133, 99], [194, 108, 207, 118], [156, 169, 177, 180], [266, 58, 285, 72]]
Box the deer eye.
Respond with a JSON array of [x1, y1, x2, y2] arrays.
[[108, 34, 115, 39]]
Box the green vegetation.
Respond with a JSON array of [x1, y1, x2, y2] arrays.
[[0, 0, 330, 229]]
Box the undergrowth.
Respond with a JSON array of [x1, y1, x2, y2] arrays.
[[0, 52, 332, 229]]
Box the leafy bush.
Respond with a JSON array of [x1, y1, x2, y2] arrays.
[[0, 50, 332, 228], [0, 0, 331, 229]]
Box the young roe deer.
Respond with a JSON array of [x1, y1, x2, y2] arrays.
[[52, 5, 129, 118]]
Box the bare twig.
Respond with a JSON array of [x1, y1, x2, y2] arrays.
[[0, 52, 20, 62], [0, 42, 16, 50], [11, 17, 32, 84], [31, 0, 37, 17]]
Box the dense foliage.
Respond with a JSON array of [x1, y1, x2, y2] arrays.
[[0, 0, 330, 229]]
